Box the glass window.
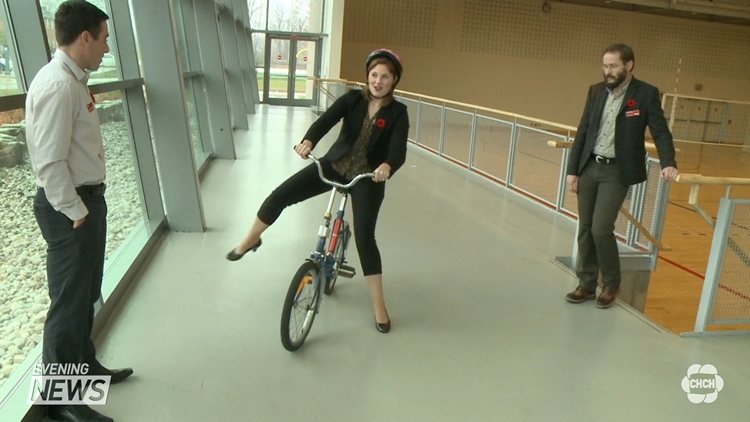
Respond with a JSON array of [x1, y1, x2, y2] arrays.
[[0, 7, 22, 95], [252, 33, 265, 100], [41, 0, 121, 84], [268, 37, 290, 99], [0, 90, 145, 392], [172, 0, 191, 72], [248, 0, 268, 31], [183, 78, 205, 166], [0, 109, 41, 392], [294, 39, 315, 100], [92, 91, 145, 254], [267, 0, 323, 33]]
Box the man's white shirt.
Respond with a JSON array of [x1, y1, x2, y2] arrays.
[[26, 49, 105, 220]]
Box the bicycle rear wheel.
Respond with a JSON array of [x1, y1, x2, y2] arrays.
[[281, 261, 321, 351], [324, 223, 351, 295]]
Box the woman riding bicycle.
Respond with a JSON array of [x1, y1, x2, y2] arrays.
[[227, 49, 409, 334]]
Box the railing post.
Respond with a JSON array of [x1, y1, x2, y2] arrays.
[[416, 98, 422, 146], [694, 198, 735, 333], [469, 111, 478, 170], [570, 222, 579, 271], [439, 104, 447, 156], [507, 117, 518, 185], [555, 130, 571, 213]]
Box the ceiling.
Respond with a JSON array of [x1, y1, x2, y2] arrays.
[[552, 0, 750, 26]]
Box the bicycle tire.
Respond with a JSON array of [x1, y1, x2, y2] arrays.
[[324, 224, 350, 295], [280, 261, 320, 351]]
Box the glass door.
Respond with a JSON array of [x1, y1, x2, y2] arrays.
[[264, 34, 321, 106], [293, 38, 316, 102]]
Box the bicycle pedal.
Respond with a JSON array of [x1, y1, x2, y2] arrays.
[[338, 265, 356, 278]]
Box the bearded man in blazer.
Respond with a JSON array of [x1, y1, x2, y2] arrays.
[[564, 43, 679, 309]]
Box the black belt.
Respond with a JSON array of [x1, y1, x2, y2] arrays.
[[76, 183, 106, 196], [591, 154, 616, 165]]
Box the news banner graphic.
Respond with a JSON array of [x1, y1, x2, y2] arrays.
[[681, 364, 724, 404], [27, 363, 111, 405]]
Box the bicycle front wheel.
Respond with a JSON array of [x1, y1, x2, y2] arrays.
[[281, 261, 321, 351]]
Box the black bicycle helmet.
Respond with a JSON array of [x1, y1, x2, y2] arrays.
[[365, 49, 403, 85]]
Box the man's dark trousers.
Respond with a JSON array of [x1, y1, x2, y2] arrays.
[[34, 186, 107, 368], [576, 159, 629, 291]]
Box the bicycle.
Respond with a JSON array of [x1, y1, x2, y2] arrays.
[[280, 154, 375, 351]]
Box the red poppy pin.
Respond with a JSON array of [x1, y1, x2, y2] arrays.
[[376, 118, 385, 128], [627, 99, 636, 108]]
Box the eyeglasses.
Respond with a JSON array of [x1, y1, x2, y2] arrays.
[[601, 64, 622, 71]]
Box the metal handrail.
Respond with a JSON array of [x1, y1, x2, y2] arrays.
[[676, 174, 750, 185], [674, 173, 750, 229], [311, 78, 577, 131], [546, 139, 681, 155]]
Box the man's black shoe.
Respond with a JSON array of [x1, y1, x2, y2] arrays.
[[95, 367, 133, 385]]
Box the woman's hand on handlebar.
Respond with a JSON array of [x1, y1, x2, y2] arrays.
[[295, 140, 313, 159], [373, 163, 391, 182]]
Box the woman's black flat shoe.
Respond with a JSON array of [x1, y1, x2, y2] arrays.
[[375, 309, 391, 333], [375, 318, 391, 333], [226, 239, 262, 261]]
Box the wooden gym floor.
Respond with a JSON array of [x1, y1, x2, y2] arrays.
[[644, 141, 750, 334]]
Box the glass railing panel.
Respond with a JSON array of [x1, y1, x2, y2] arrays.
[[473, 115, 512, 182], [443, 108, 472, 166], [511, 125, 565, 207], [418, 102, 442, 152]]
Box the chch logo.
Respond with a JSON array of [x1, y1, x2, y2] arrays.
[[681, 364, 723, 404]]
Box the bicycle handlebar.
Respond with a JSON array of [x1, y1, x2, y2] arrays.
[[307, 154, 376, 190]]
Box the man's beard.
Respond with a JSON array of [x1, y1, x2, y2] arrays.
[[605, 72, 627, 89]]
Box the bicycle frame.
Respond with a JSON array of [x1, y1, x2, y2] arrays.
[[307, 155, 374, 290], [312, 186, 348, 279], [280, 153, 377, 351]]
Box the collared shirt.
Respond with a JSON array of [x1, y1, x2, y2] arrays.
[[593, 81, 630, 158], [26, 49, 105, 220]]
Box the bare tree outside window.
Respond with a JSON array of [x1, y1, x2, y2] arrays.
[[248, 0, 268, 30], [248, 0, 268, 66], [267, 0, 311, 32]]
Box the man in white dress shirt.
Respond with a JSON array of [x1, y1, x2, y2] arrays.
[[26, 2, 131, 421]]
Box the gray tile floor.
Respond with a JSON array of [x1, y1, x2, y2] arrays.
[[81, 106, 749, 421]]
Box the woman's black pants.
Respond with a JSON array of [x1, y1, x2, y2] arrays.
[[257, 161, 385, 276]]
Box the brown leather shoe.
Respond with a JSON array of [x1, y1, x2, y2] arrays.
[[596, 286, 620, 309], [565, 287, 596, 303]]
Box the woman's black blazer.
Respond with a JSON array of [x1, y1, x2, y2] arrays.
[[303, 89, 410, 177]]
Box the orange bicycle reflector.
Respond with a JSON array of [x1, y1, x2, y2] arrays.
[[296, 275, 312, 295]]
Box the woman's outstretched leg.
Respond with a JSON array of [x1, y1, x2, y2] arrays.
[[227, 162, 336, 261], [232, 217, 268, 255]]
